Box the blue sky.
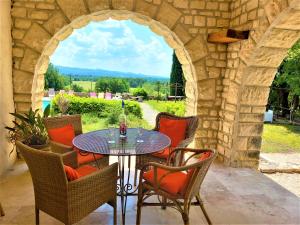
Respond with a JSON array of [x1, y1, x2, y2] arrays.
[[50, 19, 173, 77]]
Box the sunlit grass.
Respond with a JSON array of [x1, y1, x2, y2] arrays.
[[262, 124, 300, 153], [81, 113, 152, 133], [72, 81, 96, 91], [146, 100, 185, 116]]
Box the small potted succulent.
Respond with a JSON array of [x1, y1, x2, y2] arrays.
[[5, 106, 50, 150]]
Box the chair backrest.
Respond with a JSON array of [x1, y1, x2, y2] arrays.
[[43, 114, 83, 136], [16, 141, 68, 208], [180, 149, 217, 199], [154, 112, 199, 145]]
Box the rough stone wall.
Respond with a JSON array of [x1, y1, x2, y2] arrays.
[[217, 0, 300, 168], [9, 0, 300, 168]]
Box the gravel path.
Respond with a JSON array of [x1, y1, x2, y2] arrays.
[[139, 102, 158, 126]]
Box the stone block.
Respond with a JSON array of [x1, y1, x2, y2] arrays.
[[15, 19, 31, 29], [13, 48, 24, 57], [16, 102, 32, 113], [173, 0, 188, 9], [190, 1, 205, 9], [56, 0, 87, 21], [207, 17, 216, 27], [13, 70, 34, 93], [275, 9, 300, 30], [36, 2, 56, 10], [20, 48, 40, 73], [194, 60, 208, 81], [112, 0, 134, 10], [250, 47, 288, 68], [173, 24, 191, 44], [23, 23, 51, 53], [12, 29, 25, 40], [238, 123, 264, 136], [220, 2, 229, 11], [207, 67, 221, 78], [217, 19, 229, 27], [87, 0, 110, 12], [194, 16, 205, 27], [243, 67, 277, 86], [234, 137, 248, 151], [55, 26, 73, 41], [261, 29, 300, 49], [11, 7, 27, 18], [136, 1, 158, 18], [226, 81, 240, 104], [29, 11, 49, 20], [185, 35, 208, 62], [246, 0, 258, 11], [157, 2, 181, 29], [43, 12, 68, 35], [247, 136, 262, 150], [198, 79, 216, 100], [239, 113, 264, 123], [241, 86, 270, 106], [206, 2, 218, 10], [184, 16, 193, 25]]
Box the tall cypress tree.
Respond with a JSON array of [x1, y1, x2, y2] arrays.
[[170, 51, 185, 96]]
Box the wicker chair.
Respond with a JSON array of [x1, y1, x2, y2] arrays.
[[0, 202, 4, 216], [43, 115, 109, 168], [136, 148, 216, 225], [134, 112, 199, 185], [16, 141, 118, 225]]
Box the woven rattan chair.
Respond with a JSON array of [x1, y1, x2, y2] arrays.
[[43, 115, 109, 168], [136, 148, 216, 225], [16, 141, 118, 225], [134, 112, 199, 185], [0, 202, 4, 216]]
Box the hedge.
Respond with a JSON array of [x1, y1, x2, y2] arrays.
[[52, 95, 142, 118]]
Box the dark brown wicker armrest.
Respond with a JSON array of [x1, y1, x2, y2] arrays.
[[68, 163, 118, 207], [61, 151, 78, 168], [177, 137, 194, 148], [50, 141, 73, 154]]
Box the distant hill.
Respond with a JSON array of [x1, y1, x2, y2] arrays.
[[55, 65, 169, 82]]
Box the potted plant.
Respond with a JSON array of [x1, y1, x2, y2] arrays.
[[5, 106, 50, 150]]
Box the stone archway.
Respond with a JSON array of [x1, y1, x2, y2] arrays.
[[12, 0, 223, 154], [218, 0, 300, 168], [31, 10, 198, 114]]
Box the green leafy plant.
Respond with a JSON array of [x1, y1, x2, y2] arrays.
[[5, 106, 50, 147], [133, 88, 148, 99]]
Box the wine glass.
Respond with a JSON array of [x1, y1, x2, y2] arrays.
[[108, 125, 115, 144], [136, 127, 144, 143]]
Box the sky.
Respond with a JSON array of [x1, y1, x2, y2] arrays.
[[50, 19, 173, 77]]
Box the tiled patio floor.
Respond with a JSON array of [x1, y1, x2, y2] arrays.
[[0, 159, 299, 225]]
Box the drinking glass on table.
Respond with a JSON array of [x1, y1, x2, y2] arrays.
[[136, 127, 144, 143], [108, 125, 116, 144]]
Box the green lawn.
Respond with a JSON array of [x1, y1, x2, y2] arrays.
[[81, 113, 152, 133], [146, 100, 185, 116], [72, 81, 96, 91], [262, 124, 300, 153]]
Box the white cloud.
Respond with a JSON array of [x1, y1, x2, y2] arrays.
[[50, 20, 173, 76]]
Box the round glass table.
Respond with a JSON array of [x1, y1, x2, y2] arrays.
[[72, 128, 171, 225]]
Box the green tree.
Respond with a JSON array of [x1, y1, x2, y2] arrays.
[[71, 83, 84, 92], [133, 88, 148, 99], [170, 51, 185, 96], [44, 63, 65, 91], [269, 39, 300, 116], [95, 77, 130, 93]]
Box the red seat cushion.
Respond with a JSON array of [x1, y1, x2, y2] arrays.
[[76, 165, 98, 178], [153, 147, 172, 159], [77, 151, 104, 165], [143, 168, 187, 195], [48, 124, 75, 146], [64, 165, 79, 181], [159, 117, 187, 147], [64, 165, 97, 181]]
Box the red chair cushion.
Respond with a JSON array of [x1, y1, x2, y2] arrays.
[[143, 168, 187, 195], [152, 147, 171, 159], [48, 124, 75, 146], [64, 165, 79, 181], [75, 148, 104, 165], [64, 165, 97, 181], [159, 117, 187, 147], [76, 165, 98, 178]]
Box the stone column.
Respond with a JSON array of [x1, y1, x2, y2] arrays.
[[0, 0, 16, 176]]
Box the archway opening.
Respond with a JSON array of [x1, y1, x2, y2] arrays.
[[32, 11, 198, 120]]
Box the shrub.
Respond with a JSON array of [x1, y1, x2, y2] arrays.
[[52, 95, 142, 118], [133, 88, 148, 99], [147, 100, 185, 116]]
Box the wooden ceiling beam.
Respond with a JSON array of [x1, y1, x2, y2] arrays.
[[207, 29, 250, 43]]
